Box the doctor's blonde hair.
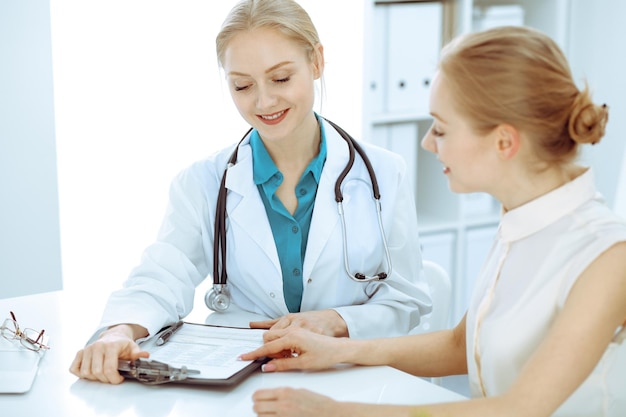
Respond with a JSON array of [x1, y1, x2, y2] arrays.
[[438, 26, 609, 165], [216, 0, 323, 69]]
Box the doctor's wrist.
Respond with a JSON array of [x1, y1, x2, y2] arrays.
[[104, 323, 149, 341], [326, 309, 349, 337]]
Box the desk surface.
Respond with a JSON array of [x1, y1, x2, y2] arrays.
[[0, 290, 466, 417]]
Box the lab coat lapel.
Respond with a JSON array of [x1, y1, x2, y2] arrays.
[[303, 122, 352, 275], [224, 141, 282, 276]]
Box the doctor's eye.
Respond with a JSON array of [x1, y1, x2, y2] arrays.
[[234, 84, 251, 92], [274, 76, 291, 84]]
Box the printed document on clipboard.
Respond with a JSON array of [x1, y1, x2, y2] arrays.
[[118, 322, 268, 386]]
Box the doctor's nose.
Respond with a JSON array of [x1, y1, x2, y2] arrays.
[[255, 86, 278, 110]]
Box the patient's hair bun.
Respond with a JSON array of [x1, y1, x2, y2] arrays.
[[568, 88, 609, 145]]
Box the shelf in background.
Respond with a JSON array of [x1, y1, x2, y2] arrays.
[[370, 113, 432, 126]]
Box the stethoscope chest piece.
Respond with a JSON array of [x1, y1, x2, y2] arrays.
[[205, 284, 231, 312]]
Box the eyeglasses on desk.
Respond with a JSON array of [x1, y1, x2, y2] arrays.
[[1, 311, 50, 352]]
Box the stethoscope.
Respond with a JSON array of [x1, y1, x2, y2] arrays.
[[205, 118, 392, 312]]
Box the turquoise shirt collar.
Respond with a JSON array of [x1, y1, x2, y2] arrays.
[[250, 115, 327, 186]]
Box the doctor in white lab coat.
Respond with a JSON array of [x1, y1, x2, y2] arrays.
[[70, 0, 430, 385], [98, 118, 431, 341]]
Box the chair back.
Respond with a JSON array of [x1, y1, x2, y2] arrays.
[[413, 260, 452, 333]]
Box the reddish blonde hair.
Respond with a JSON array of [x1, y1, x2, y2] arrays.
[[439, 26, 608, 164]]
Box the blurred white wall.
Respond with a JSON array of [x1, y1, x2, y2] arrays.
[[616, 151, 626, 218], [50, 0, 364, 297], [0, 0, 63, 299], [568, 0, 626, 210]]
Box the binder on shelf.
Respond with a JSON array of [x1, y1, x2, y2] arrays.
[[118, 322, 267, 386]]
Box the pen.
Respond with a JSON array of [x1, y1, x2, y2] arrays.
[[155, 320, 184, 346]]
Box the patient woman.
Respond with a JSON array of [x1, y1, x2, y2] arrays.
[[241, 26, 626, 417]]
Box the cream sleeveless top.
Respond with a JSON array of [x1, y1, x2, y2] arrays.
[[466, 169, 626, 416]]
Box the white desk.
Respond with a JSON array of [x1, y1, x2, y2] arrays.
[[0, 290, 466, 417]]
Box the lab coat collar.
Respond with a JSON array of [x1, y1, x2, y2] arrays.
[[224, 133, 253, 197], [303, 119, 353, 276], [224, 118, 352, 204], [223, 133, 283, 281]]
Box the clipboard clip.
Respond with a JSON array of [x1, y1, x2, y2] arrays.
[[118, 358, 201, 385]]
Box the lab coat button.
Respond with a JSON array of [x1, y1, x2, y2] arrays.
[[269, 292, 275, 298], [307, 278, 312, 284]]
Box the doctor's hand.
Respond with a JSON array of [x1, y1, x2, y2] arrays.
[[239, 328, 348, 372], [250, 309, 349, 342], [69, 323, 150, 384]]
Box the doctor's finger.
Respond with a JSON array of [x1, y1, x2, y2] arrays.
[[262, 327, 293, 343], [69, 349, 84, 377], [75, 347, 101, 381], [268, 316, 294, 331], [120, 341, 150, 361], [259, 320, 293, 342], [250, 318, 279, 329], [98, 342, 149, 384], [98, 351, 125, 385], [84, 344, 122, 384]]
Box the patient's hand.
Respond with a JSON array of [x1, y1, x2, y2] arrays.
[[250, 309, 348, 342], [252, 387, 339, 417], [240, 328, 347, 372]]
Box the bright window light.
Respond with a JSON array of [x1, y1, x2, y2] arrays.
[[50, 1, 363, 297]]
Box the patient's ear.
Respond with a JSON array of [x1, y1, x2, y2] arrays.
[[495, 124, 520, 160]]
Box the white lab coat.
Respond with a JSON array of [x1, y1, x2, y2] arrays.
[[99, 119, 431, 339]]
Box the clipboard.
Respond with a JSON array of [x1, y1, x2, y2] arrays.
[[118, 322, 267, 386]]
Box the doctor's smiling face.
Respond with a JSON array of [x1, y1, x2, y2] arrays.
[[421, 72, 500, 194], [223, 27, 324, 144]]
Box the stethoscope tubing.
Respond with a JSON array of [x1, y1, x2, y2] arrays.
[[212, 120, 392, 289], [337, 198, 392, 282]]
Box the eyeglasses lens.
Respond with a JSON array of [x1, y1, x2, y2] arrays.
[[1, 318, 18, 340], [20, 328, 44, 351]]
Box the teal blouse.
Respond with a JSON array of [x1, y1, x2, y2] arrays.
[[249, 120, 327, 313]]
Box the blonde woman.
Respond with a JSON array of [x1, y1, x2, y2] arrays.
[[70, 0, 430, 384], [242, 26, 626, 417]]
